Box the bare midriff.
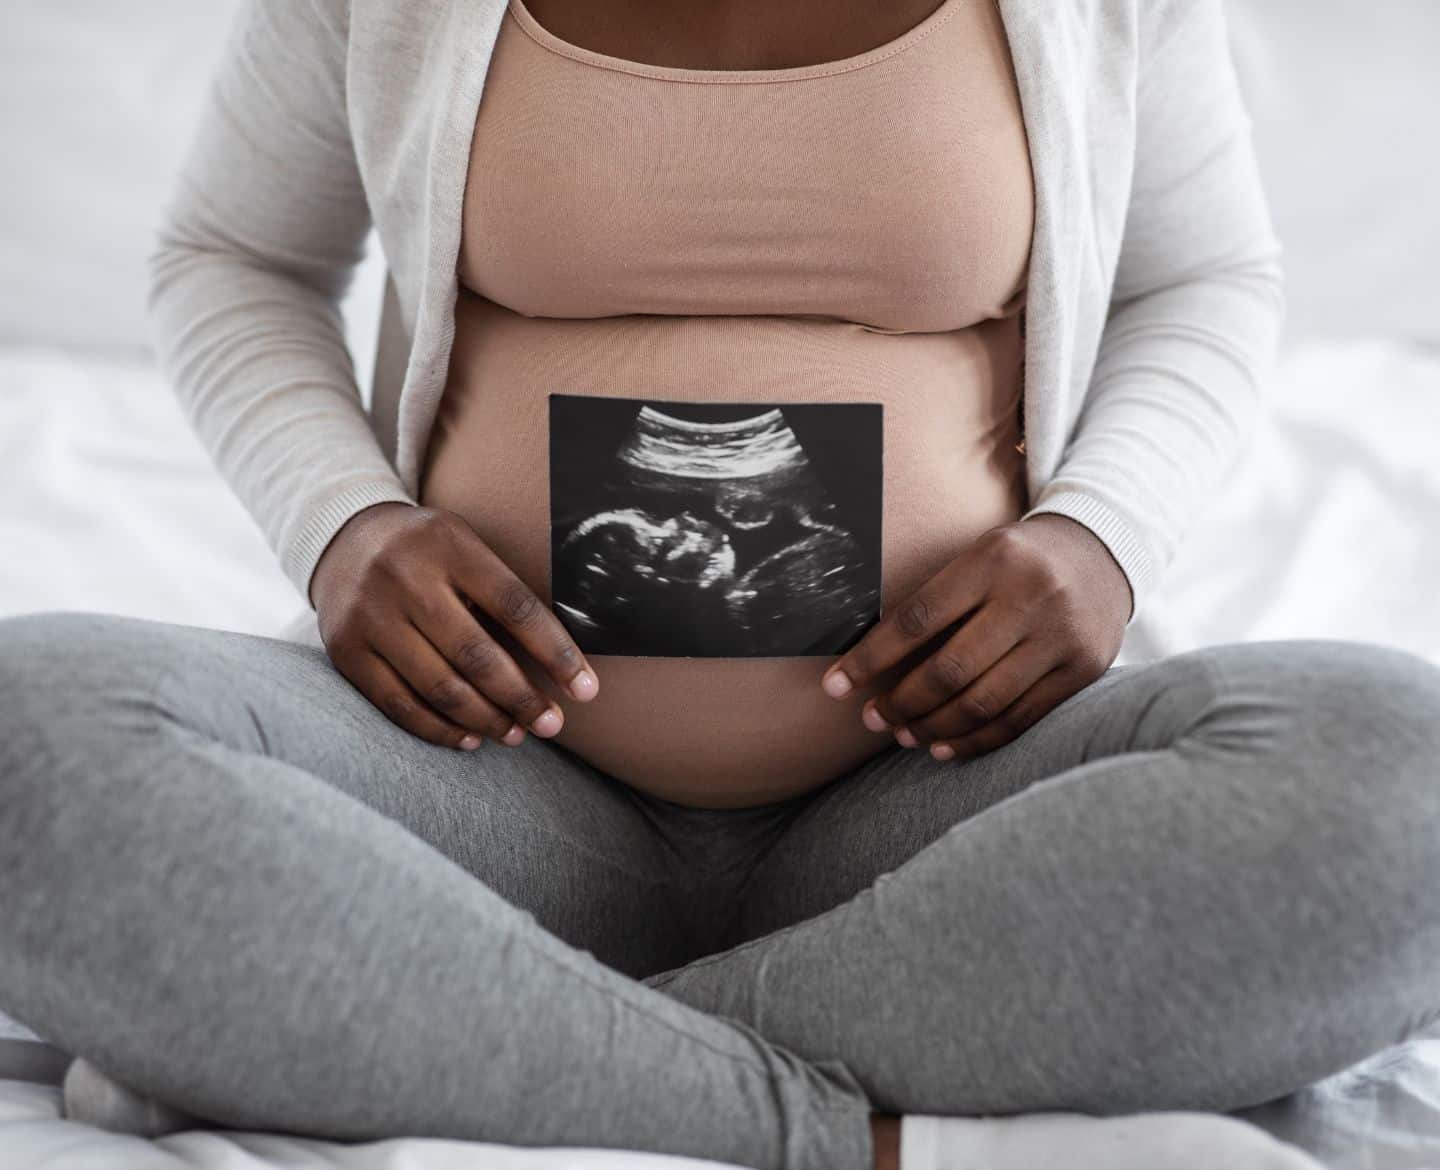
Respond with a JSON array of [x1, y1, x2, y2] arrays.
[[421, 0, 1035, 808]]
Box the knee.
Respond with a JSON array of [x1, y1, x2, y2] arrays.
[[0, 611, 171, 778], [1252, 638, 1440, 919], [1281, 638, 1440, 793], [0, 611, 85, 723], [0, 611, 201, 893], [1322, 637, 1440, 860], [0, 608, 129, 705], [1199, 637, 1440, 788], [1316, 638, 1440, 731], [1190, 637, 1440, 895]]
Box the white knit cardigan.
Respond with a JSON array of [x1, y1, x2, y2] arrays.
[[147, 0, 1285, 644]]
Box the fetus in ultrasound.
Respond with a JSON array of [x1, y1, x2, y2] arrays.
[[549, 395, 883, 658]]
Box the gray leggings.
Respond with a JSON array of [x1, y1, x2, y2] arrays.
[[2, 610, 1439, 1170]]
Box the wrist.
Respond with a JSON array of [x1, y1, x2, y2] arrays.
[[286, 480, 419, 609], [1020, 492, 1155, 626], [309, 499, 417, 609], [1020, 512, 1134, 626]]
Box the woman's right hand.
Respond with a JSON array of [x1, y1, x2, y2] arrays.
[[310, 501, 600, 750]]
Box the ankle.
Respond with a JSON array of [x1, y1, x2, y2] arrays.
[[870, 1113, 901, 1170]]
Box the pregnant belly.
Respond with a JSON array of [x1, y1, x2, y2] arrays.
[[421, 290, 1027, 808]]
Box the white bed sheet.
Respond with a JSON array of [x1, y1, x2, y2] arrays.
[[1114, 338, 1440, 668], [2, 336, 1439, 1168], [0, 1078, 733, 1170]]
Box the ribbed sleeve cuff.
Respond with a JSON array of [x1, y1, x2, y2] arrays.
[[1022, 488, 1157, 626], [281, 479, 419, 608]]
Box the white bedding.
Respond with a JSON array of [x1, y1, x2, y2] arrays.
[[1, 336, 1439, 1168], [0, 1038, 1433, 1170], [1116, 337, 1440, 667], [0, 1077, 730, 1170]]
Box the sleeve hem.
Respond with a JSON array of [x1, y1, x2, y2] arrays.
[[1022, 489, 1157, 626], [282, 480, 419, 608]]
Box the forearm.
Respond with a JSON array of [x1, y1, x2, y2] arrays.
[[148, 234, 415, 601], [1024, 0, 1286, 623], [1024, 252, 1285, 621], [145, 0, 415, 605]]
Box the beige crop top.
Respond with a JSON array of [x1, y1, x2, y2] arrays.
[[421, 0, 1036, 808]]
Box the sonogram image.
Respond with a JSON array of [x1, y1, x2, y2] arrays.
[[548, 394, 883, 658]]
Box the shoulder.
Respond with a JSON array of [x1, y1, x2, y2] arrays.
[[1134, 0, 1232, 75], [1049, 0, 1230, 92], [1080, 0, 1218, 38], [294, 0, 353, 49], [229, 0, 354, 58], [1040, 0, 1216, 64]]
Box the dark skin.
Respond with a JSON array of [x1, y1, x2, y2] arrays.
[[311, 5, 1135, 1166], [823, 513, 1132, 762], [521, 0, 952, 71]]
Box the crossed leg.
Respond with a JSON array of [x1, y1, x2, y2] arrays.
[[5, 612, 1435, 1168], [0, 611, 872, 1170], [646, 639, 1440, 1117]]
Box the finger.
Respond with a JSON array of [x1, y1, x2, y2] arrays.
[[378, 615, 559, 742], [343, 644, 485, 751], [929, 662, 1089, 762], [372, 621, 521, 741], [420, 587, 575, 744], [901, 637, 1059, 746], [821, 556, 989, 699], [450, 530, 599, 704], [867, 599, 1026, 732]]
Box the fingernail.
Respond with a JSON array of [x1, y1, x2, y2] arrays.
[[501, 724, 525, 747], [895, 726, 918, 748], [931, 743, 956, 761], [822, 669, 853, 698], [862, 703, 890, 733], [569, 669, 598, 701], [531, 708, 563, 737], [460, 734, 483, 751]]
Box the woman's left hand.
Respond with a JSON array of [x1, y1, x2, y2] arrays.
[[819, 513, 1132, 761]]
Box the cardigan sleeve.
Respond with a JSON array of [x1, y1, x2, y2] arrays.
[[1021, 0, 1286, 625], [146, 0, 416, 608]]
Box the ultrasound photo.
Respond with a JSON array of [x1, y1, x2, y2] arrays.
[[549, 394, 883, 658]]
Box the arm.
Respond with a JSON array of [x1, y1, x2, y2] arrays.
[[146, 0, 415, 607], [1022, 0, 1287, 623], [818, 0, 1286, 758], [148, 0, 603, 751]]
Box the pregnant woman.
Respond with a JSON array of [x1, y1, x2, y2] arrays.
[[2, 0, 1438, 1168]]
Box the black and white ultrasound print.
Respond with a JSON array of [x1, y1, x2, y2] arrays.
[[549, 394, 883, 658]]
